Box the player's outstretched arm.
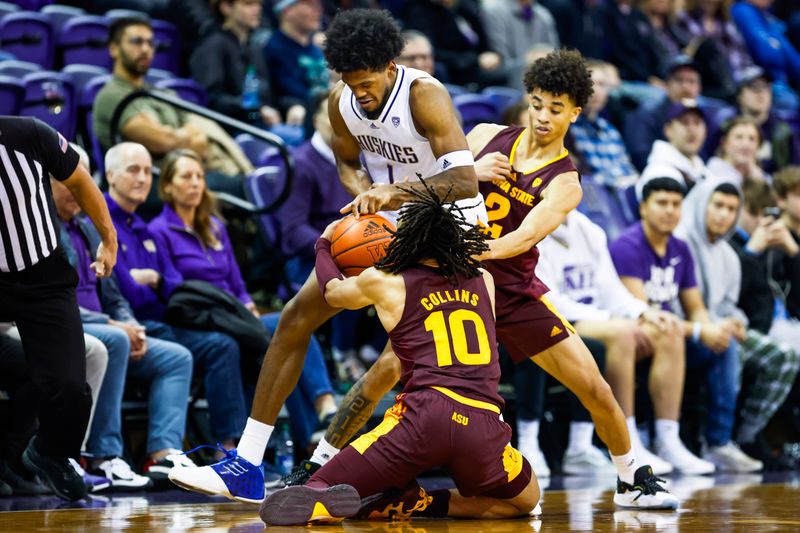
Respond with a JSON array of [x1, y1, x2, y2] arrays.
[[329, 83, 373, 197], [479, 171, 582, 261]]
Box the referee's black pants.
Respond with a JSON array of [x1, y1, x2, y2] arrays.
[[0, 248, 91, 458]]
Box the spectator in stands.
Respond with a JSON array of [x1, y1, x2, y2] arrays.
[[707, 117, 768, 185], [537, 211, 686, 476], [264, 0, 329, 125], [675, 179, 796, 471], [677, 0, 755, 84], [481, 0, 559, 92], [52, 151, 194, 489], [601, 0, 667, 86], [402, 0, 505, 89], [711, 67, 800, 173], [731, 0, 800, 111], [773, 166, 800, 322], [567, 60, 639, 189], [624, 56, 704, 170], [610, 177, 729, 474], [0, 326, 109, 495], [103, 142, 249, 459], [94, 17, 253, 198], [148, 148, 338, 450], [501, 100, 531, 129], [191, 0, 282, 128], [640, 99, 710, 192], [397, 30, 436, 77], [730, 180, 800, 467]]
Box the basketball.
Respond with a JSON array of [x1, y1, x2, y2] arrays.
[[330, 214, 395, 276]]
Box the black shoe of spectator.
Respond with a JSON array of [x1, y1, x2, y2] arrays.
[[740, 434, 795, 471], [22, 438, 87, 501], [0, 459, 50, 495]]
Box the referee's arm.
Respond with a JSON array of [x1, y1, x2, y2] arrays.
[[63, 167, 117, 278]]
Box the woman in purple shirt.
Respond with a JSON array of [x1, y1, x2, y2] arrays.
[[148, 149, 337, 451]]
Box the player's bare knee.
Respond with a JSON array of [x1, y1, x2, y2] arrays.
[[510, 479, 540, 516], [585, 375, 617, 414]]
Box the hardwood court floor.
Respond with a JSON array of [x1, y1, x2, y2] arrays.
[[0, 474, 799, 532]]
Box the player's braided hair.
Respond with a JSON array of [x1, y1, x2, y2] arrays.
[[375, 180, 489, 282]]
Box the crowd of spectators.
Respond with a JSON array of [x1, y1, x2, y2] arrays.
[[2, 0, 800, 498]]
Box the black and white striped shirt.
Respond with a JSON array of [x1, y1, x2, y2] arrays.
[[0, 116, 79, 273]]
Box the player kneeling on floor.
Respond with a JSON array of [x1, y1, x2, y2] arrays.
[[260, 182, 540, 525]]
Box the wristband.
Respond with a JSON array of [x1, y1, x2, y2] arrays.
[[315, 238, 343, 300], [691, 322, 702, 343], [437, 150, 475, 172]]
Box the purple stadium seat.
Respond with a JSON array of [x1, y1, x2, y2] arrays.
[[62, 63, 108, 94], [42, 4, 85, 32], [452, 93, 500, 133], [58, 15, 111, 70], [444, 83, 467, 98], [150, 19, 180, 75], [268, 124, 304, 147], [0, 74, 25, 115], [0, 50, 15, 61], [0, 12, 55, 69], [8, 0, 52, 10], [79, 74, 111, 175], [235, 133, 271, 165], [482, 86, 524, 114], [0, 2, 19, 16], [0, 59, 41, 77], [576, 175, 630, 241], [21, 70, 76, 140], [144, 67, 172, 84], [154, 77, 207, 106]]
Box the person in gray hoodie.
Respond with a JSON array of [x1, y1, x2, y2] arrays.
[[675, 179, 799, 472]]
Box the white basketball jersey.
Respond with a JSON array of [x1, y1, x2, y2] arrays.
[[339, 66, 486, 224]]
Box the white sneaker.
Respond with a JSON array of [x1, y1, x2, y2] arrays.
[[614, 466, 679, 510], [91, 457, 153, 490], [635, 445, 674, 476], [518, 439, 550, 477], [562, 446, 616, 475], [654, 439, 715, 475], [703, 442, 763, 473]]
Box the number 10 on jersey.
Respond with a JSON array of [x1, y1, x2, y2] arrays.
[[424, 310, 491, 367]]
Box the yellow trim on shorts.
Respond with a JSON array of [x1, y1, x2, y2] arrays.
[[349, 401, 405, 455], [539, 295, 577, 334], [430, 386, 501, 414], [502, 445, 524, 482]]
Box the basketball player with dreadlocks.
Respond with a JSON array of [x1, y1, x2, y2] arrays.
[[260, 183, 540, 525], [266, 50, 680, 514]]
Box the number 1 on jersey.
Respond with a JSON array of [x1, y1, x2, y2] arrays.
[[387, 164, 394, 184], [424, 310, 491, 367]]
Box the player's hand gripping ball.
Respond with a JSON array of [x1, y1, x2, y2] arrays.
[[330, 214, 395, 276]]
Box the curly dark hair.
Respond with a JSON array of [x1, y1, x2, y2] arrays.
[[324, 9, 405, 73], [523, 49, 594, 108], [375, 180, 488, 283]]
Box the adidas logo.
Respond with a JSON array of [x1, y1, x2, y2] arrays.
[[362, 221, 384, 238], [369, 123, 379, 129], [550, 325, 562, 337], [442, 159, 451, 169]]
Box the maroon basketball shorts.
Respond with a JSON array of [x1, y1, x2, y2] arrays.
[[309, 388, 532, 499], [495, 288, 576, 363]]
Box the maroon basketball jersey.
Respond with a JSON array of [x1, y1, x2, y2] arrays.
[[476, 126, 579, 298], [389, 265, 504, 412]]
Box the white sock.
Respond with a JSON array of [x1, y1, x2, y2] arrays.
[[310, 437, 340, 466], [517, 419, 540, 445], [655, 419, 681, 447], [237, 417, 273, 465], [611, 448, 639, 485], [566, 421, 595, 455]]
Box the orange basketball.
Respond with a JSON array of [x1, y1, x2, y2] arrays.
[[330, 214, 396, 277]]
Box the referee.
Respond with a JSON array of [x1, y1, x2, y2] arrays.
[[0, 116, 117, 501]]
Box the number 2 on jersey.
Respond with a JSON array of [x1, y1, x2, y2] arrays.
[[480, 192, 511, 238], [424, 309, 491, 367]]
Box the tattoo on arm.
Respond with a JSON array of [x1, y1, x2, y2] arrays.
[[324, 379, 379, 448]]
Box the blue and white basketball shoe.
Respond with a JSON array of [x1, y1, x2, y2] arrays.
[[169, 448, 265, 504]]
